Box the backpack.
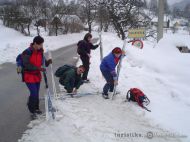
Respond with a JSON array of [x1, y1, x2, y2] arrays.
[[55, 64, 75, 78], [126, 88, 151, 112], [77, 40, 83, 55], [55, 64, 76, 86], [16, 48, 32, 74]]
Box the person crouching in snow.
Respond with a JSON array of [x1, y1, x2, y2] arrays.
[[59, 65, 85, 95], [22, 36, 52, 116], [100, 47, 123, 99]]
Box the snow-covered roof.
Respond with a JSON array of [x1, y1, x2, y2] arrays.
[[170, 18, 189, 26], [61, 15, 82, 24], [52, 14, 82, 24], [151, 16, 170, 22]]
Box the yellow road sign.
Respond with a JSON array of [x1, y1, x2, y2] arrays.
[[128, 28, 145, 38]]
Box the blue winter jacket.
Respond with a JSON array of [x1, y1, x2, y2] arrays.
[[100, 52, 120, 80]]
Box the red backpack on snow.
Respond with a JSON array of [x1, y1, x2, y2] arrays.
[[126, 88, 151, 112]]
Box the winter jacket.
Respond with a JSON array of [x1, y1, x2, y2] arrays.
[[100, 52, 121, 80], [77, 40, 99, 58], [22, 47, 45, 83], [59, 67, 83, 93]]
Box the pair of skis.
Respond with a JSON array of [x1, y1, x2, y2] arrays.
[[43, 51, 57, 121]]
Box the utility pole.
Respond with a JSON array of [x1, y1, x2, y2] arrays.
[[157, 0, 164, 42]]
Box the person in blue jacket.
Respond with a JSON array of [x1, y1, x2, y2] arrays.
[[100, 47, 123, 99]]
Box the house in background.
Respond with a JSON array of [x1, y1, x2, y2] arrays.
[[49, 14, 83, 36]]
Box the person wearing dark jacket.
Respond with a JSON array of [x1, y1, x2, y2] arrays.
[[22, 36, 52, 116], [77, 33, 99, 82], [100, 47, 123, 99], [59, 65, 85, 94]]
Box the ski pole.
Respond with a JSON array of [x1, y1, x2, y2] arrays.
[[112, 40, 136, 100], [143, 107, 151, 112], [99, 31, 103, 61], [112, 39, 127, 99], [43, 69, 48, 88], [42, 56, 50, 120]]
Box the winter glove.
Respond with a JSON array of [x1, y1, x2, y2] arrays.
[[122, 50, 126, 56], [38, 67, 46, 72], [46, 59, 52, 67], [17, 66, 22, 74], [95, 44, 99, 48]]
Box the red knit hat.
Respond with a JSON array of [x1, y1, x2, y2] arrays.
[[112, 47, 122, 54]]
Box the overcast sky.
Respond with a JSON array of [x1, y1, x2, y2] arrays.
[[146, 0, 188, 5], [168, 0, 184, 5]]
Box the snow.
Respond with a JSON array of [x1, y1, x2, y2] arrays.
[[18, 31, 190, 142], [170, 18, 189, 27], [123, 33, 190, 137], [0, 20, 97, 64], [92, 33, 190, 141], [1, 19, 190, 142]]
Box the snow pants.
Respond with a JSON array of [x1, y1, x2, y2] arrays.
[[100, 69, 114, 94], [26, 83, 40, 113], [80, 56, 90, 80]]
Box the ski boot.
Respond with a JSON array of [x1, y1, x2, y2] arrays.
[[102, 93, 109, 99]]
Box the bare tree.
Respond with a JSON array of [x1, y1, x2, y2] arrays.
[[2, 3, 31, 35], [164, 0, 170, 15], [96, 1, 110, 32], [64, 0, 79, 15], [24, 0, 42, 35], [51, 16, 63, 36], [149, 0, 158, 16], [79, 0, 97, 33], [16, 0, 32, 35], [48, 0, 67, 36], [184, 4, 190, 20], [1, 0, 84, 36], [106, 0, 147, 40]]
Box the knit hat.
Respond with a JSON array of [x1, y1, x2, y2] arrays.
[[112, 47, 122, 54]]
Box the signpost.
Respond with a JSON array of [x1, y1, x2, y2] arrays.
[[128, 28, 145, 39], [128, 28, 145, 49], [132, 40, 144, 49]]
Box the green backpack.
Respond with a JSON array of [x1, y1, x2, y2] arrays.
[[55, 64, 75, 78]]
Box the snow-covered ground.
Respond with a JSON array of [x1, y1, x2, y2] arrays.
[[19, 32, 190, 142], [1, 19, 190, 142], [0, 20, 97, 64]]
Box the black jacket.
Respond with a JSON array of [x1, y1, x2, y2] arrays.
[[77, 40, 99, 58]]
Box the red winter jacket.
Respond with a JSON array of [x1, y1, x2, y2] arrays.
[[22, 47, 44, 83]]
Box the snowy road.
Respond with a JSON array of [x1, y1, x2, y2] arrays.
[[0, 40, 93, 142]]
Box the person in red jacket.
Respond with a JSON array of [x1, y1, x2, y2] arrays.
[[22, 36, 52, 116]]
